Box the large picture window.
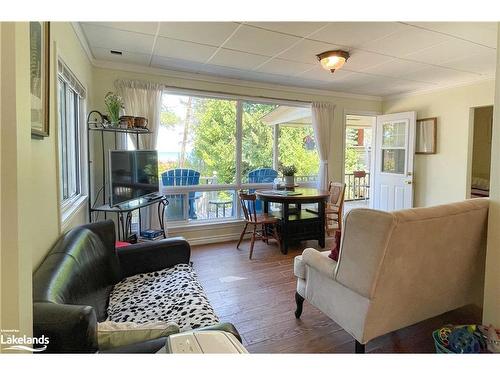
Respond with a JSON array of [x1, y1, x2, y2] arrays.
[[157, 91, 318, 223]]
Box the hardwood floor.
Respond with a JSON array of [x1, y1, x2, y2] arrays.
[[190, 238, 481, 353]]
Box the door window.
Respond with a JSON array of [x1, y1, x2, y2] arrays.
[[381, 121, 407, 174]]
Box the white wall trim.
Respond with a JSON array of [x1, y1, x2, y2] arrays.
[[70, 22, 95, 65], [383, 77, 496, 102]]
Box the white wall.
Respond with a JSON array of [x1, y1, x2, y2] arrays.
[[383, 80, 495, 207], [483, 24, 500, 327]]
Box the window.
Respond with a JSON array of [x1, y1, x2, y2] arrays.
[[158, 91, 318, 224], [57, 60, 86, 222]]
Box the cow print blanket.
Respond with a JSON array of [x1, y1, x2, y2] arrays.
[[107, 264, 219, 331]]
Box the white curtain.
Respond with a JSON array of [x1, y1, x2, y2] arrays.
[[311, 102, 335, 191], [114, 79, 164, 230], [115, 79, 163, 150]]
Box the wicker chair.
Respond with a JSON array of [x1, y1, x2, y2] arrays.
[[325, 182, 346, 235]]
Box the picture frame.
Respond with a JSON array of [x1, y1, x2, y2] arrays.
[[30, 21, 50, 138], [416, 117, 437, 154]]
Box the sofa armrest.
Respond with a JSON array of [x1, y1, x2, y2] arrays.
[[33, 302, 98, 353], [100, 337, 168, 354], [117, 237, 191, 278], [101, 323, 243, 353], [302, 248, 337, 280]]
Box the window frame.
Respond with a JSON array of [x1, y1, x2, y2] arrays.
[[57, 59, 88, 228], [159, 88, 317, 226]]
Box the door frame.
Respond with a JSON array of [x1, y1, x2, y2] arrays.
[[342, 109, 379, 200], [466, 105, 494, 199]]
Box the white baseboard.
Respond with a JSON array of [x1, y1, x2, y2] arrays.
[[182, 233, 246, 246]]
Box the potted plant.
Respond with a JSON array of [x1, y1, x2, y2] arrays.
[[282, 165, 297, 187], [104, 92, 124, 127]]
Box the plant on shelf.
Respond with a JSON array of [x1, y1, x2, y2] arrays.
[[104, 92, 124, 126], [282, 165, 297, 187]]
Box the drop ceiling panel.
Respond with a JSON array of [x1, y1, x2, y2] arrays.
[[209, 48, 269, 70], [442, 50, 498, 76], [257, 58, 314, 76], [404, 38, 494, 65], [363, 59, 432, 78], [82, 22, 158, 35], [158, 22, 240, 46], [362, 27, 452, 58], [151, 55, 208, 72], [407, 22, 498, 48], [308, 22, 407, 48], [223, 25, 301, 57], [79, 21, 498, 97], [400, 66, 481, 85], [277, 39, 342, 65], [297, 66, 354, 82], [81, 23, 155, 54], [344, 50, 394, 71], [154, 37, 218, 62], [91, 47, 151, 65], [245, 22, 328, 37]]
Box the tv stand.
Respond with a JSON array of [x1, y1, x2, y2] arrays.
[[92, 196, 168, 241], [86, 110, 168, 241]]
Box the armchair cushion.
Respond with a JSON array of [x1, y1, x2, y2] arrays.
[[117, 237, 190, 278]]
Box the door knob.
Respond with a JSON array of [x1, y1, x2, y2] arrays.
[[406, 180, 412, 185]]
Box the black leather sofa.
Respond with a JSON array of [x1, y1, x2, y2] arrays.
[[33, 220, 240, 353]]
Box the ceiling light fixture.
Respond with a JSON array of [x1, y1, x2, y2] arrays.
[[316, 50, 350, 73]]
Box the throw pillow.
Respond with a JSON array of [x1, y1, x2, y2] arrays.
[[97, 320, 179, 350], [328, 229, 342, 261]]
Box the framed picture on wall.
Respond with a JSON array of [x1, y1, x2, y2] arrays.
[[30, 21, 50, 138], [416, 117, 437, 154]]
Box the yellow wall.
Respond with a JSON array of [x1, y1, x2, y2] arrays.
[[483, 24, 500, 327], [382, 80, 495, 207], [31, 22, 94, 270], [0, 21, 34, 349], [0, 22, 93, 349], [471, 106, 493, 181]]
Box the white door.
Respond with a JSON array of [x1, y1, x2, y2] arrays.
[[371, 111, 416, 211]]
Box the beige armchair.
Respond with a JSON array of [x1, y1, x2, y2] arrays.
[[294, 199, 488, 353]]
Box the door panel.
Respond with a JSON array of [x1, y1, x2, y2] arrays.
[[372, 111, 416, 211]]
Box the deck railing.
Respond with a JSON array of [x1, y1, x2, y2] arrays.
[[345, 172, 370, 201]]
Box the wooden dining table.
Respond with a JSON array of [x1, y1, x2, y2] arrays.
[[255, 188, 330, 253]]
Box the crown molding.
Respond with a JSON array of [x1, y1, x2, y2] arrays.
[[71, 22, 96, 65], [382, 76, 496, 101]]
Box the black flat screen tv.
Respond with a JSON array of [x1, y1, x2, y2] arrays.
[[109, 150, 159, 206]]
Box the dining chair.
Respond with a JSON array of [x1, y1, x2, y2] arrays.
[[237, 190, 281, 259], [325, 182, 346, 235]]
